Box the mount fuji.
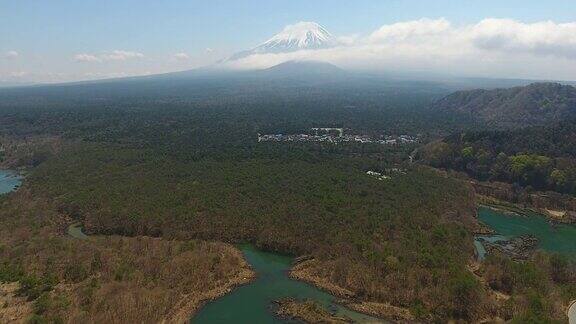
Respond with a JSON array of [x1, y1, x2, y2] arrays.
[[226, 22, 337, 61]]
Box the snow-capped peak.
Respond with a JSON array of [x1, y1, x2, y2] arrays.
[[226, 21, 336, 61], [262, 22, 334, 49]]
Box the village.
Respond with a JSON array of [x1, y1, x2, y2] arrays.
[[257, 127, 419, 146], [366, 168, 407, 181]]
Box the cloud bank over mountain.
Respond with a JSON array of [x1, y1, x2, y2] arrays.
[[3, 18, 576, 83], [223, 18, 576, 80]]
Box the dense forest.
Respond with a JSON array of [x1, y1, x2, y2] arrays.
[[422, 119, 576, 195], [0, 79, 574, 323]]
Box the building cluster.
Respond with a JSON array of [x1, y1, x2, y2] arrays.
[[257, 129, 418, 146], [366, 171, 391, 181], [366, 168, 407, 181]]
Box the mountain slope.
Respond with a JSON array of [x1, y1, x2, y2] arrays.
[[433, 82, 576, 128], [227, 22, 336, 61], [258, 60, 346, 79]]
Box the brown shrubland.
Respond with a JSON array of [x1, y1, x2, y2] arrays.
[[0, 190, 254, 323]]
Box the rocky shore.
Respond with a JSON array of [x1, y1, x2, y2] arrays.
[[474, 221, 496, 235], [477, 235, 538, 261]]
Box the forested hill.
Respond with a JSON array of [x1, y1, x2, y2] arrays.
[[433, 82, 576, 128], [421, 120, 576, 194]]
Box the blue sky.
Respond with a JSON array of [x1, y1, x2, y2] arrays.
[[2, 0, 576, 82]]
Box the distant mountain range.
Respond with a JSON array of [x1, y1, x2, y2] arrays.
[[433, 82, 576, 128], [0, 81, 35, 88]]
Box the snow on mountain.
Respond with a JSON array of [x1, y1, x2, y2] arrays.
[[260, 22, 335, 51], [226, 22, 336, 61]]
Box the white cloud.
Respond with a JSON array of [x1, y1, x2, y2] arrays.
[[74, 53, 101, 62], [468, 19, 576, 60], [223, 18, 576, 80], [205, 48, 214, 53], [336, 35, 359, 46], [74, 50, 144, 63], [4, 51, 19, 59], [9, 71, 28, 77], [101, 50, 144, 61], [174, 52, 190, 61], [368, 18, 451, 43]]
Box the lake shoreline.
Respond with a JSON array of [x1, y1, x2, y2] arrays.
[[477, 205, 576, 261], [274, 298, 352, 323], [193, 244, 386, 323], [290, 259, 414, 323], [64, 224, 258, 323], [477, 194, 576, 225], [169, 244, 257, 323]]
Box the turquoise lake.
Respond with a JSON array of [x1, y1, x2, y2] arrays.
[[0, 170, 22, 195], [192, 244, 385, 324], [477, 207, 576, 257]]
